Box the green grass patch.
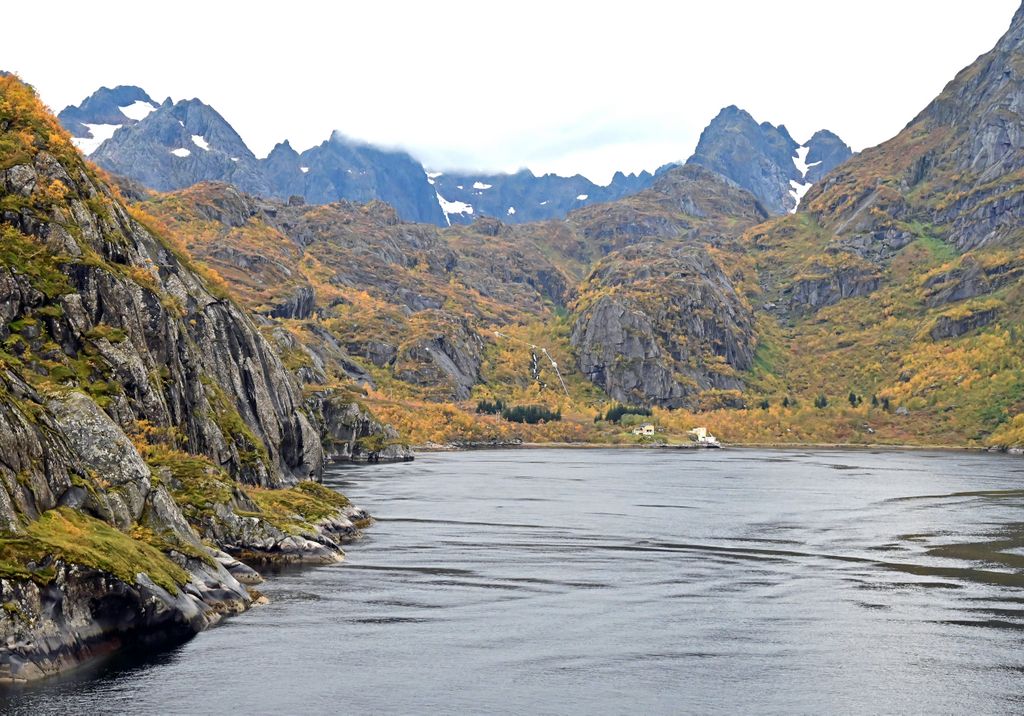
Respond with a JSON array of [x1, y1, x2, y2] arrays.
[[144, 447, 234, 524], [0, 226, 72, 299], [244, 481, 350, 534], [0, 508, 189, 592]]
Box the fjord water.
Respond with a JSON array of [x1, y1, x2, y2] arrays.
[[5, 448, 1024, 714]]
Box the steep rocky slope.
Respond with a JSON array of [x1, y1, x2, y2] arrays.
[[724, 2, 1024, 449], [568, 167, 767, 407], [0, 76, 377, 682], [142, 183, 575, 406], [139, 163, 769, 434]]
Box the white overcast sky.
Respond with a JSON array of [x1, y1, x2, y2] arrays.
[[5, 1, 1020, 183]]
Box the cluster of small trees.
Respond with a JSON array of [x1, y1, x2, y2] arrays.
[[757, 393, 894, 411], [476, 399, 506, 415], [475, 399, 561, 423], [810, 392, 892, 410], [599, 404, 652, 423], [502, 404, 562, 424]]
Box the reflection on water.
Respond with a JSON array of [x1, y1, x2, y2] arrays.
[[3, 448, 1024, 714]]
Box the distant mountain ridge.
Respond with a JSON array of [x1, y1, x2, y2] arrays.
[[59, 87, 852, 225], [428, 167, 662, 225]]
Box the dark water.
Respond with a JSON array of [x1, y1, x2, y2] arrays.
[[5, 448, 1024, 714]]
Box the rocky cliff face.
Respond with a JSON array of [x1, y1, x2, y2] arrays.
[[687, 106, 852, 214], [568, 166, 764, 408], [802, 4, 1024, 255], [0, 76, 375, 682]]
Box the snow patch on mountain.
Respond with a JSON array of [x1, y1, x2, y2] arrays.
[[788, 145, 818, 213], [171, 147, 191, 158], [473, 181, 492, 190], [507, 206, 516, 215], [119, 100, 156, 121], [191, 135, 210, 151], [436, 191, 473, 226], [71, 123, 121, 155], [576, 194, 588, 201]]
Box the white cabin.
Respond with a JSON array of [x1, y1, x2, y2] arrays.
[[632, 423, 656, 436], [688, 426, 721, 447]]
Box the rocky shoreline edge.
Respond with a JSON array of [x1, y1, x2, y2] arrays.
[[0, 487, 375, 686]]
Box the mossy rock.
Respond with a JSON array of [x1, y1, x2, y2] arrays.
[[0, 508, 189, 592]]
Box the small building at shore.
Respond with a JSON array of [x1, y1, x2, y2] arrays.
[[632, 423, 656, 436], [688, 427, 721, 447]]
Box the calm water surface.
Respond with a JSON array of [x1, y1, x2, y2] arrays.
[[4, 448, 1024, 714]]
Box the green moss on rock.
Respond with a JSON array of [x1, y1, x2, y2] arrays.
[[243, 481, 350, 534], [0, 508, 189, 592]]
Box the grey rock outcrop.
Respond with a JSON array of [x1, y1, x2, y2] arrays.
[[568, 168, 763, 408], [571, 246, 756, 408], [308, 395, 413, 463], [929, 307, 999, 340], [0, 558, 249, 684], [572, 296, 690, 407], [785, 265, 882, 314], [805, 130, 854, 184], [394, 314, 484, 401]]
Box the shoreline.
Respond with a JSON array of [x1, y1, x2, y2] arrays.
[[413, 440, 1016, 455]]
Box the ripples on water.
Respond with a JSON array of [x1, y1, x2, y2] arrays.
[[4, 449, 1024, 714]]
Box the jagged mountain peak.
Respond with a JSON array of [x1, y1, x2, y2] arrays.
[[89, 96, 267, 194], [57, 85, 159, 155], [687, 105, 852, 214]]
